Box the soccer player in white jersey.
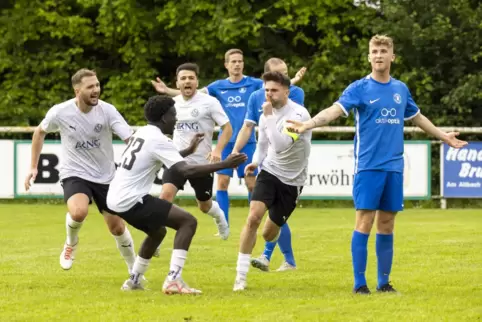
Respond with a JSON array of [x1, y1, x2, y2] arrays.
[[160, 63, 232, 240], [233, 72, 312, 291], [106, 95, 247, 294], [24, 68, 137, 274], [287, 35, 467, 294]]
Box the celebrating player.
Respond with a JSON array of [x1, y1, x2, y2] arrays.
[[159, 63, 232, 240], [286, 34, 468, 294], [233, 57, 305, 272], [107, 95, 247, 294], [233, 71, 312, 291], [24, 68, 136, 275]]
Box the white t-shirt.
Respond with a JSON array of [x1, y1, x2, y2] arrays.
[[40, 98, 132, 184], [173, 92, 229, 164], [107, 125, 185, 212], [253, 99, 312, 187]]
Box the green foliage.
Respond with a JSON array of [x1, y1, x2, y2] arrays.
[[0, 0, 480, 128]]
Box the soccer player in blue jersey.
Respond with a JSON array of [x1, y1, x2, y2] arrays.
[[286, 34, 467, 294], [233, 57, 305, 272], [151, 50, 306, 231]]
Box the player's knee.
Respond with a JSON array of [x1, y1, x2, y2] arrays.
[[377, 213, 395, 234], [183, 215, 198, 235], [246, 213, 262, 229], [69, 205, 89, 221], [197, 200, 212, 213], [149, 226, 167, 242], [106, 216, 125, 236], [355, 211, 376, 233]]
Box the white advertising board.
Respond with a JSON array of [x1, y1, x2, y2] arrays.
[[12, 140, 431, 200]]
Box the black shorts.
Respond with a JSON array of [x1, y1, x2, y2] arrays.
[[61, 176, 112, 213], [116, 195, 173, 234], [251, 170, 303, 227], [162, 167, 213, 202]]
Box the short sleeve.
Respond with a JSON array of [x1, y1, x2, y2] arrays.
[[40, 106, 60, 133], [404, 86, 420, 120], [245, 91, 261, 124], [335, 81, 362, 116], [106, 104, 133, 140], [290, 87, 305, 106], [209, 99, 229, 126], [151, 137, 185, 169], [206, 80, 218, 97]]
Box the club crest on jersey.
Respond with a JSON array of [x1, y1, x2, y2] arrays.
[[94, 124, 103, 133], [239, 87, 246, 93], [393, 93, 402, 104], [191, 108, 199, 117]]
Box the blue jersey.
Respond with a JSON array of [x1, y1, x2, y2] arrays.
[[336, 75, 419, 173], [207, 76, 263, 143], [245, 85, 305, 126]]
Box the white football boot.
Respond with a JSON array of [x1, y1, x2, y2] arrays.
[[60, 242, 78, 270]]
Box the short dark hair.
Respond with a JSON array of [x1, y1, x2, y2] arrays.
[[71, 68, 96, 87], [144, 95, 175, 122], [262, 71, 290, 88], [176, 63, 199, 76]]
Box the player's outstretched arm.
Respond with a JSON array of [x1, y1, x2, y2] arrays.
[[151, 77, 181, 97], [25, 126, 47, 191], [179, 133, 205, 157], [286, 104, 344, 134], [170, 154, 248, 179], [411, 113, 468, 148]]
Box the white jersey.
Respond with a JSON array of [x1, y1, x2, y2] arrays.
[[107, 125, 185, 213], [40, 98, 132, 184], [173, 92, 229, 164], [253, 99, 312, 187]]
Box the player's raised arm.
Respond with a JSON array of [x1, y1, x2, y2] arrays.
[[170, 154, 247, 179], [233, 91, 259, 154], [410, 113, 467, 148], [151, 77, 181, 97], [290, 66, 307, 85]]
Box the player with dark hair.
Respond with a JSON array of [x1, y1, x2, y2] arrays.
[[233, 72, 311, 291], [107, 95, 247, 294]]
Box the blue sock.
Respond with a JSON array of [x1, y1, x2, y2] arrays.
[[351, 230, 369, 289], [216, 190, 229, 225], [278, 223, 295, 266], [376, 233, 394, 288], [262, 241, 276, 261]]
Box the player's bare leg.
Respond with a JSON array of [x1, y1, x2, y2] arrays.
[[234, 201, 268, 291], [103, 212, 136, 275], [352, 210, 376, 294], [122, 226, 167, 291], [375, 210, 397, 293], [162, 205, 202, 295], [197, 199, 229, 240], [154, 183, 179, 257], [60, 193, 89, 270]]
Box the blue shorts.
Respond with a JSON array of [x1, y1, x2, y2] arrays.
[[353, 170, 403, 212], [217, 142, 257, 178]]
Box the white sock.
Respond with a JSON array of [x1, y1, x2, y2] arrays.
[[113, 227, 136, 273], [236, 252, 251, 281], [168, 249, 188, 281], [207, 201, 224, 221], [65, 212, 82, 246], [131, 256, 150, 284]]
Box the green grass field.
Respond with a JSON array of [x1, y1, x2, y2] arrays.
[[0, 204, 481, 321]]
